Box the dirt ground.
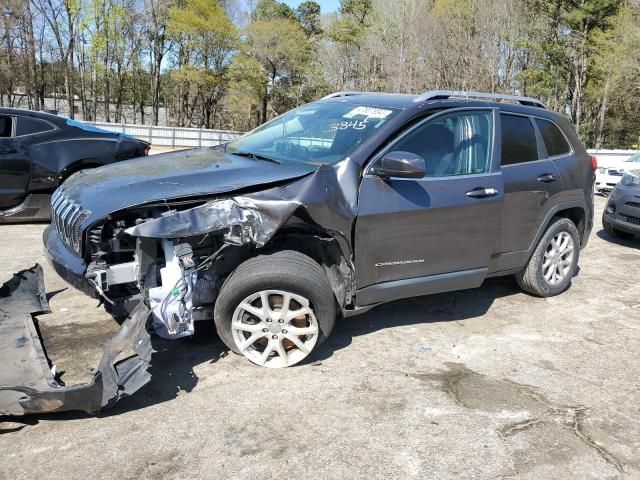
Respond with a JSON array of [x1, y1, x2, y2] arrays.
[[0, 195, 638, 480]]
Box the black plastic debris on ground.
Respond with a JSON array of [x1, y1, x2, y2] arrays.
[[0, 264, 152, 416]]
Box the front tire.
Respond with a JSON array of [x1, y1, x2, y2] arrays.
[[214, 250, 336, 368], [516, 217, 580, 297]]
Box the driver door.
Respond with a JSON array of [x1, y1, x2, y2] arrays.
[[354, 108, 503, 305], [0, 115, 31, 209]]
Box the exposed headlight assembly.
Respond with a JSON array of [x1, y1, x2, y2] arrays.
[[621, 172, 640, 187]]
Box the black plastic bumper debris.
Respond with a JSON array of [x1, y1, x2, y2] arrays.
[[0, 264, 152, 415]]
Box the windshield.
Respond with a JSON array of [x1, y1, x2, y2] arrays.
[[625, 152, 640, 163], [226, 102, 400, 165]]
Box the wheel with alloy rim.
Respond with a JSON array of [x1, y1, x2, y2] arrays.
[[541, 231, 575, 286], [214, 250, 336, 368], [231, 290, 319, 368], [516, 217, 580, 297]]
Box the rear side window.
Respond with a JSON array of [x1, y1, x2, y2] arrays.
[[535, 118, 571, 157], [0, 115, 13, 137], [500, 114, 539, 166], [15, 116, 55, 136]]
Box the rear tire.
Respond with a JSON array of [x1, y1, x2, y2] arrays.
[[602, 212, 634, 239], [516, 217, 580, 297], [214, 250, 336, 368]]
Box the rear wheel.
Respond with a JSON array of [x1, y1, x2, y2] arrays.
[[214, 250, 335, 368], [516, 217, 580, 297], [602, 212, 634, 239]]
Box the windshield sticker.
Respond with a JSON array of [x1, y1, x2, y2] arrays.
[[344, 106, 393, 119], [329, 119, 368, 131]]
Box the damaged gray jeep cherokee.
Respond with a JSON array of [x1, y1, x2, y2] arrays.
[[3, 90, 595, 414]]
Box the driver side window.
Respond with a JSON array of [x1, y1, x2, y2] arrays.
[[391, 110, 494, 177]]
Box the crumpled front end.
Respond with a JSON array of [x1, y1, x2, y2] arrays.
[[0, 265, 152, 416], [59, 163, 359, 344]]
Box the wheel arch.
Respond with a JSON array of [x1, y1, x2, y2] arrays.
[[551, 206, 586, 242], [531, 201, 588, 252], [261, 215, 355, 310], [60, 158, 104, 181]]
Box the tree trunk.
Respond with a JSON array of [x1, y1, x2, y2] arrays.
[[65, 62, 75, 119], [596, 77, 610, 149], [24, 3, 40, 110], [152, 54, 162, 125]]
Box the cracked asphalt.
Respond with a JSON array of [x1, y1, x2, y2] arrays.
[[0, 195, 639, 479]]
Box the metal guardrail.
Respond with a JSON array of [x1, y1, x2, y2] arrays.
[[587, 149, 639, 157], [587, 149, 639, 166], [86, 122, 243, 148]]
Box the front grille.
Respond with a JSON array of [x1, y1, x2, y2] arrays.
[[51, 188, 91, 254], [608, 169, 624, 176], [619, 214, 640, 226], [624, 201, 640, 209]]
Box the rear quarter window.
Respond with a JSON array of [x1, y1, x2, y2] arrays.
[[500, 114, 539, 166], [535, 118, 571, 157], [0, 115, 13, 137], [15, 116, 55, 136]]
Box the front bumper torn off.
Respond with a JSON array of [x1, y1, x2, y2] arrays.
[[0, 264, 152, 416]]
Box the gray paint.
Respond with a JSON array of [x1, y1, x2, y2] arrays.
[[603, 180, 640, 235], [47, 96, 594, 314]]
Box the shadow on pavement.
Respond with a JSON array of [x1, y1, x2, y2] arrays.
[[1, 276, 523, 426], [310, 275, 522, 364], [0, 321, 229, 429], [596, 228, 639, 248]]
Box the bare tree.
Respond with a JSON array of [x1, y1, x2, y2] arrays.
[[145, 0, 173, 126], [32, 0, 80, 118]]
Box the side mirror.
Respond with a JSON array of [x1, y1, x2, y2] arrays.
[[370, 151, 426, 179]]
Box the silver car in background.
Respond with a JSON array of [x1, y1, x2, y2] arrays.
[[602, 169, 640, 238], [595, 152, 640, 195]]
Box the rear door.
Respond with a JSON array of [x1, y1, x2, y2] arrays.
[[495, 113, 563, 255], [355, 108, 503, 304], [0, 115, 31, 209]]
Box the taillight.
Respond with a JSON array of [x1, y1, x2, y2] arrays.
[[590, 155, 597, 171]]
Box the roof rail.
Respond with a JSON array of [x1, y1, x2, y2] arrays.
[[414, 90, 547, 109], [321, 91, 367, 100]]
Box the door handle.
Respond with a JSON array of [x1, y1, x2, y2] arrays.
[[466, 187, 499, 198], [537, 173, 558, 183]]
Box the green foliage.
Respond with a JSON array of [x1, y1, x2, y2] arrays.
[[296, 1, 322, 38], [590, 3, 640, 145], [245, 18, 311, 80], [563, 0, 622, 30], [327, 0, 373, 44], [431, 0, 472, 19], [168, 0, 237, 65], [340, 0, 373, 24], [166, 0, 238, 126], [4, 0, 640, 141], [252, 0, 296, 22]]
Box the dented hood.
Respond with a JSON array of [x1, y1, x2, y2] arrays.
[[61, 146, 317, 218]]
